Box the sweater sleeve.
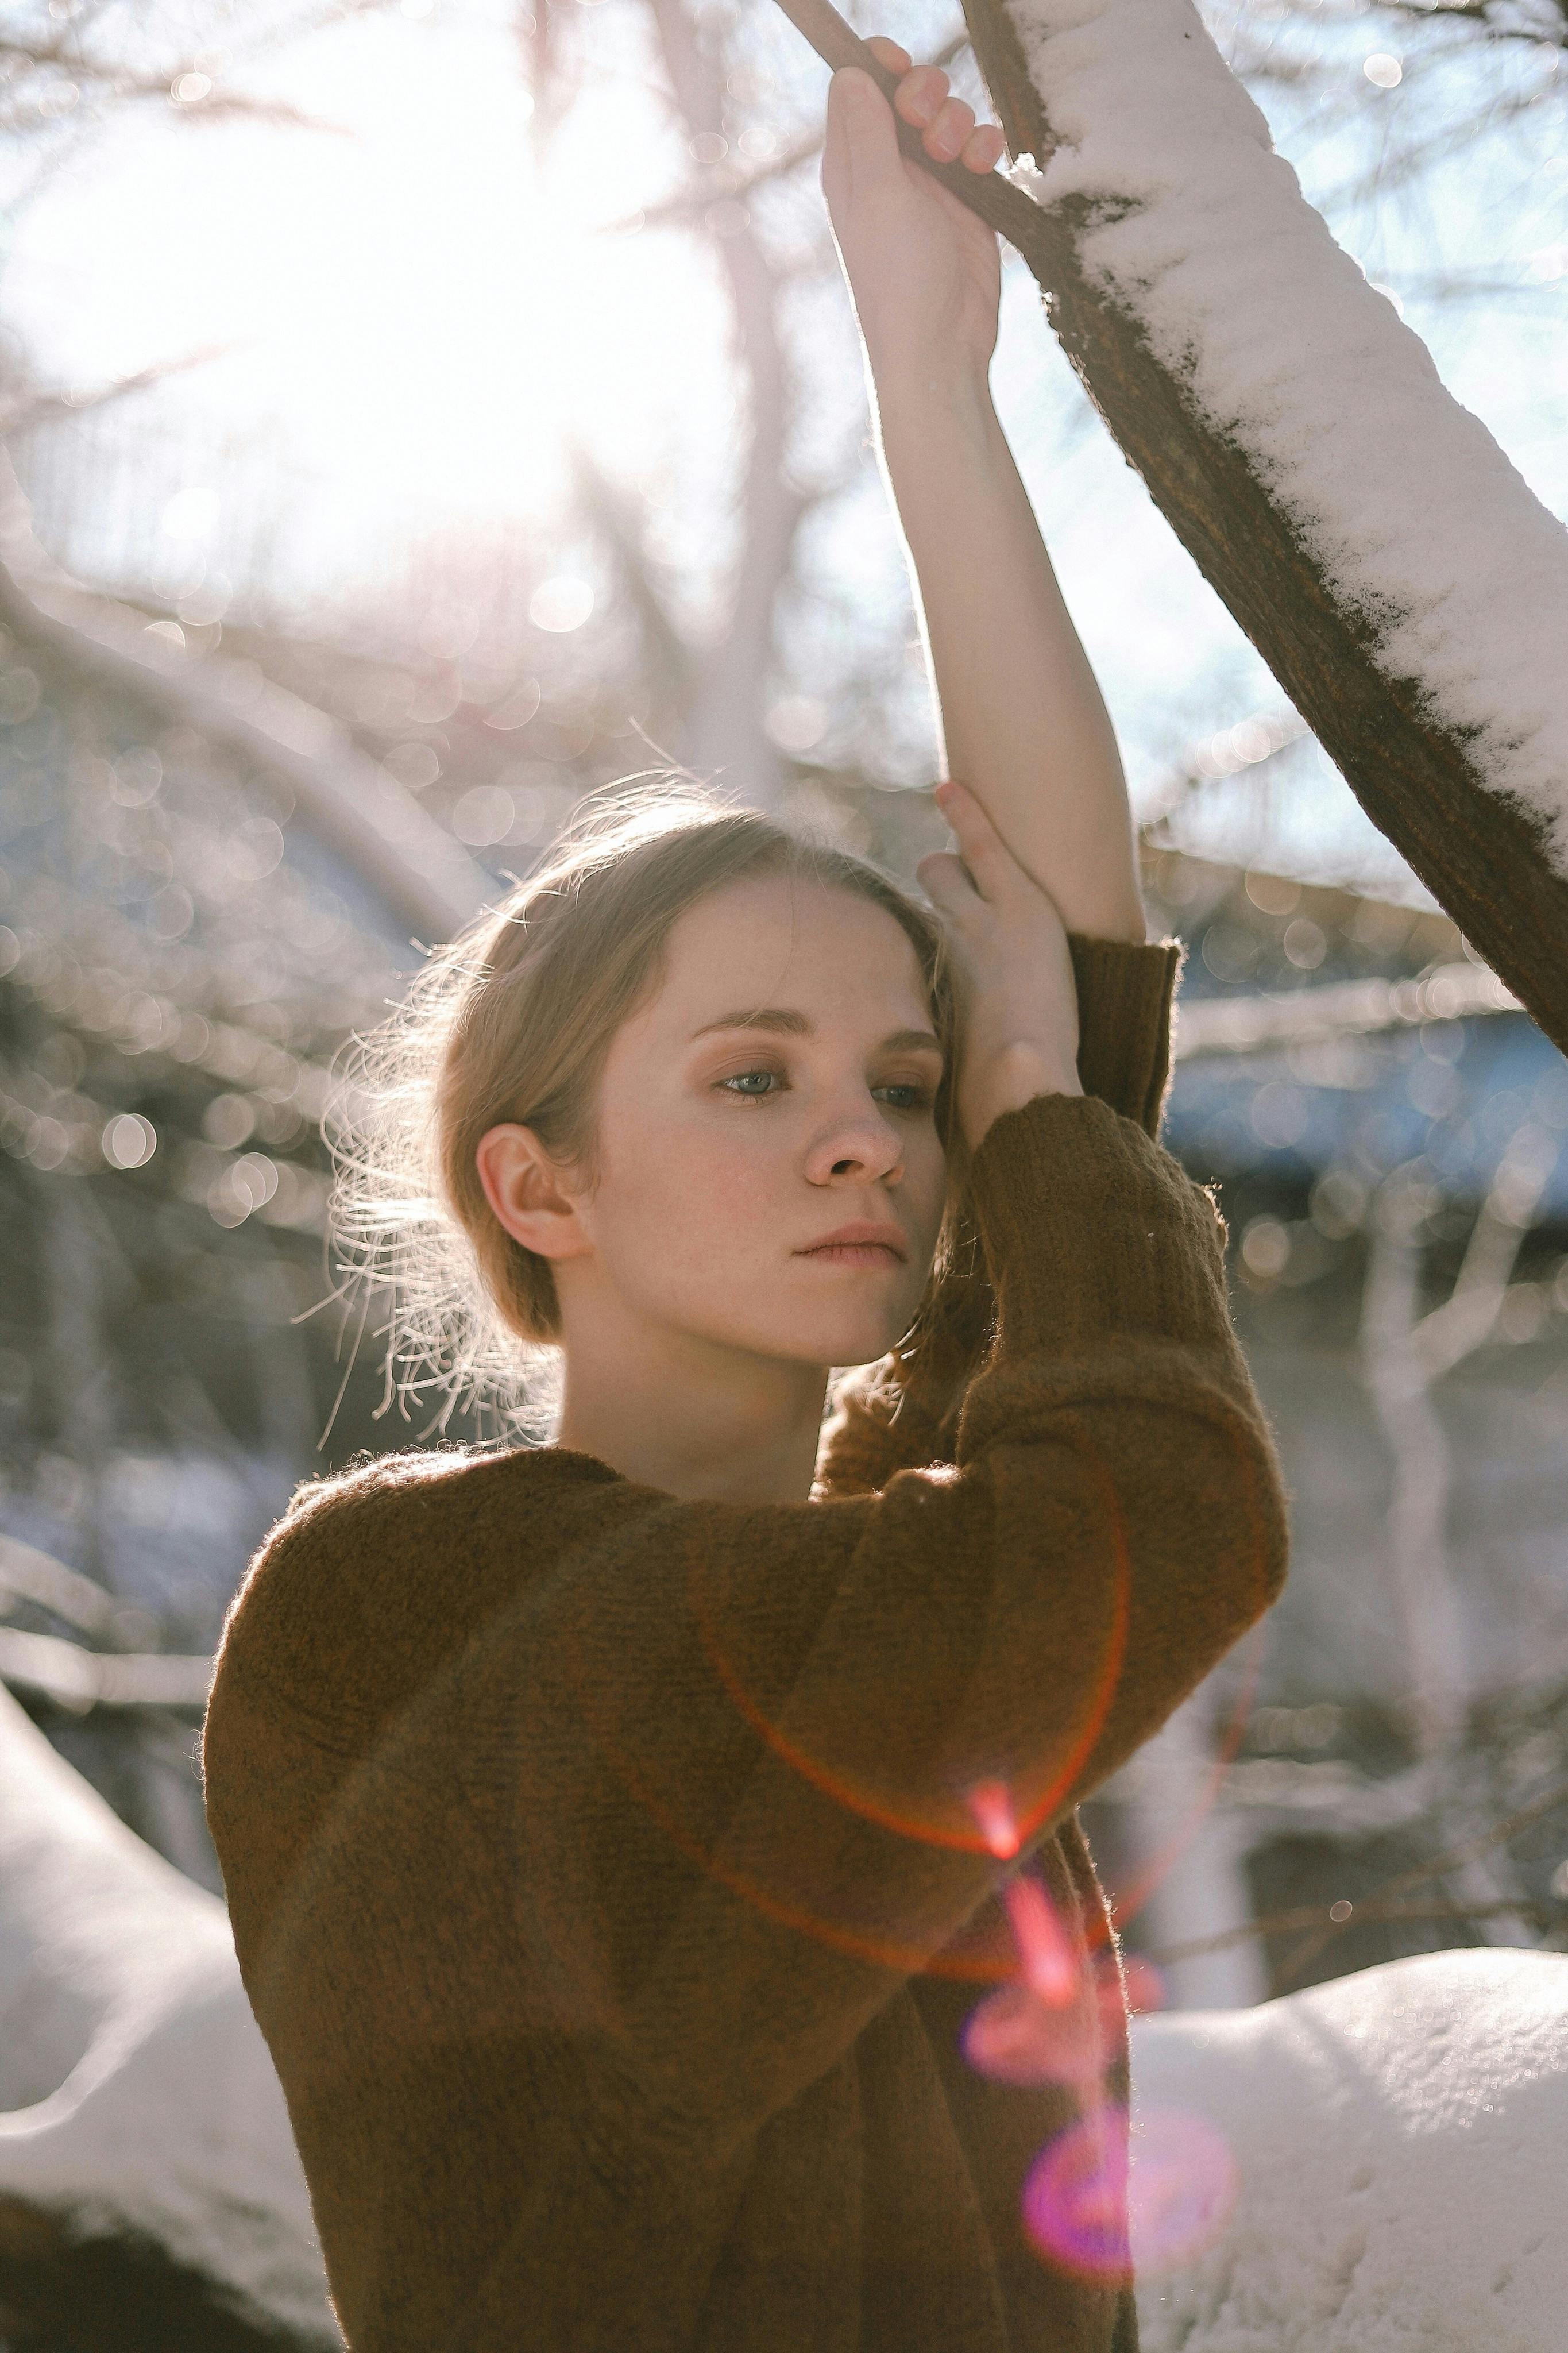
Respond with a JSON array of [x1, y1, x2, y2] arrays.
[[816, 932, 1183, 1500], [242, 1091, 1281, 2172]]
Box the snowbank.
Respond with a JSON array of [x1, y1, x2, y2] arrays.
[[1002, 0, 1568, 872], [0, 1684, 334, 2344], [1131, 1949, 1568, 2349]]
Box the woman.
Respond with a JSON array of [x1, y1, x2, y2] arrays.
[[203, 47, 1287, 2353]]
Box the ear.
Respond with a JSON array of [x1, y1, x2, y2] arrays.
[[474, 1124, 592, 1264]]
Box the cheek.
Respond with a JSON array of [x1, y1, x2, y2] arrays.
[[587, 1100, 778, 1265]]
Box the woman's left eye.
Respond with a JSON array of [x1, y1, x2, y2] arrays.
[[875, 1083, 929, 1111]]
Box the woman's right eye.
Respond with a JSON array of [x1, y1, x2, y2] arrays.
[[720, 1069, 782, 1098]]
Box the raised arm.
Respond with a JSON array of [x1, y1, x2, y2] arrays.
[[822, 45, 1146, 945]]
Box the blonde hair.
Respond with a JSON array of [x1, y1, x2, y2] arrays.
[[327, 784, 959, 1437]]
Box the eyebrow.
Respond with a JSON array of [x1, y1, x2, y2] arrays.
[[689, 1008, 943, 1056]]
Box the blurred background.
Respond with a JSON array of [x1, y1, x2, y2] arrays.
[[1, 0, 1566, 2009]]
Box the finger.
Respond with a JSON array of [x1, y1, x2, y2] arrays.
[[916, 848, 983, 918], [825, 65, 903, 206], [924, 94, 976, 164], [962, 121, 1007, 173], [934, 780, 1018, 897], [893, 63, 948, 130], [864, 34, 913, 74]]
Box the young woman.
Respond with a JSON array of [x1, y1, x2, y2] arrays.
[[203, 47, 1287, 2353]]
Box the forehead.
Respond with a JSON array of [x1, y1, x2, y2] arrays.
[[646, 870, 932, 1035]]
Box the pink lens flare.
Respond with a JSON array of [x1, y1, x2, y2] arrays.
[[963, 1978, 1104, 2088], [1005, 1873, 1079, 2007], [965, 1777, 1021, 1858], [1022, 2105, 1238, 2282]]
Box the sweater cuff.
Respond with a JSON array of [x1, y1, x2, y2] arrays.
[[966, 1089, 1223, 1359], [1068, 934, 1184, 1139]]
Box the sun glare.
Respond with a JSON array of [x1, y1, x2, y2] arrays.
[[5, 5, 733, 576]]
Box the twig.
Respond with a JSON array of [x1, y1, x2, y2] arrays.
[[0, 1626, 212, 1714], [0, 1534, 122, 1641], [1275, 1779, 1568, 1987], [624, 26, 973, 232], [1148, 1894, 1568, 1968], [765, 0, 1063, 266]]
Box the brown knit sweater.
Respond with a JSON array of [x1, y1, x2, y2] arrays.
[[204, 937, 1287, 2353]]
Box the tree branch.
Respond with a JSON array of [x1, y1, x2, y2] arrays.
[[0, 554, 491, 943], [766, 0, 1568, 1057]]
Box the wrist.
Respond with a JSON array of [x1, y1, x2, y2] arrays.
[[964, 1040, 1083, 1148]]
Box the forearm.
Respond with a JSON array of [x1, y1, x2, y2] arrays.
[[876, 368, 1146, 943]]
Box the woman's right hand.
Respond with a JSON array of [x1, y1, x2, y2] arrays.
[[821, 40, 1006, 393], [918, 778, 1082, 1152]]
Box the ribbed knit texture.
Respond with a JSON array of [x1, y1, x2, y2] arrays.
[[203, 936, 1287, 2353]]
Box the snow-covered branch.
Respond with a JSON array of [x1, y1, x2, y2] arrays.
[[912, 0, 1568, 1053]]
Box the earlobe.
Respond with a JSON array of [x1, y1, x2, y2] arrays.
[[474, 1124, 589, 1264]]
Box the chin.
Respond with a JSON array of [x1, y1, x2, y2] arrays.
[[681, 1274, 925, 1371], [770, 1305, 914, 1371]]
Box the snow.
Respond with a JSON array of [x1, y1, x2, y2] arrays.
[[1131, 1949, 1568, 2348], [0, 1684, 335, 2345], [1001, 0, 1568, 874]]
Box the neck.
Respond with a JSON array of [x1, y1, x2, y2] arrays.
[[553, 1320, 829, 1506]]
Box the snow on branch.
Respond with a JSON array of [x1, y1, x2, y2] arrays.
[[756, 0, 1568, 1045], [998, 0, 1568, 872]]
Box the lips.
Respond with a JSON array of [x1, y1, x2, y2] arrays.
[[797, 1223, 908, 1263]]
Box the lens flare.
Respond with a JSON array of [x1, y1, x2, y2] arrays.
[[1022, 2105, 1237, 2282], [967, 1777, 1021, 1858], [1022, 2103, 1131, 2279], [963, 1978, 1103, 2087], [1005, 1873, 1078, 2006]]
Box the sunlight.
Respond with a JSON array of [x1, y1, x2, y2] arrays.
[[4, 4, 731, 576]]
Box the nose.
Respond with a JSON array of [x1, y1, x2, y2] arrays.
[[804, 1092, 905, 1188]]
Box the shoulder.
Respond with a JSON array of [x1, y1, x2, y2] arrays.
[[235, 1443, 509, 1607], [261, 1441, 515, 1556], [210, 1444, 623, 1723], [250, 1440, 625, 1575]]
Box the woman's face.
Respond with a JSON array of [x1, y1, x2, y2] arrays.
[[569, 870, 949, 1371]]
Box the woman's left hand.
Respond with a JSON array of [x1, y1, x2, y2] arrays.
[[822, 39, 1007, 390]]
